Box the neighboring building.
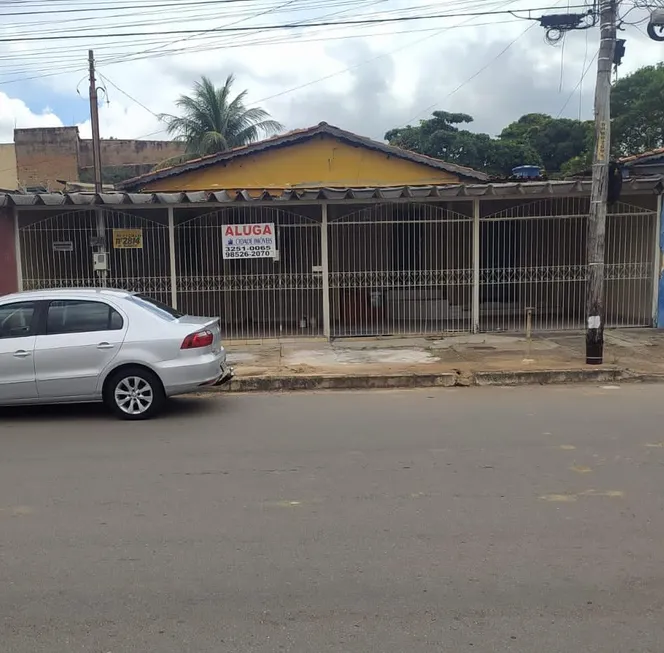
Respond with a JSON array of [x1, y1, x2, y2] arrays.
[[1, 122, 661, 340], [620, 148, 664, 178], [13, 127, 185, 191], [0, 143, 18, 190]]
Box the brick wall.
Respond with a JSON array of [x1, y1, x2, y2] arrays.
[[15, 127, 80, 191], [14, 127, 186, 190], [79, 138, 185, 168], [0, 208, 17, 295]]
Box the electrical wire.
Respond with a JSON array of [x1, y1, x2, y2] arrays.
[[0, 1, 595, 85], [99, 73, 160, 117], [556, 46, 598, 117], [0, 3, 595, 42], [400, 20, 538, 127], [0, 12, 534, 84], [578, 25, 589, 120], [98, 0, 388, 69]]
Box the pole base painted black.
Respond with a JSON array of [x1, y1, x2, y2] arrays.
[[585, 328, 604, 365]]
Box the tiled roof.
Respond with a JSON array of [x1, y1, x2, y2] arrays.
[[620, 148, 664, 164], [116, 122, 489, 190], [2, 177, 661, 207]]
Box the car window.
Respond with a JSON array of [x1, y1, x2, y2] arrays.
[[46, 300, 124, 335], [128, 294, 184, 321], [0, 302, 36, 339]]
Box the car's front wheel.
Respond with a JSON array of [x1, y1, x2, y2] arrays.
[[105, 367, 165, 420]]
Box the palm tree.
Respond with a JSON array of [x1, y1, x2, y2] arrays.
[[159, 74, 283, 163]]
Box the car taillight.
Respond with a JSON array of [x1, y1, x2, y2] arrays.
[[181, 329, 214, 349]]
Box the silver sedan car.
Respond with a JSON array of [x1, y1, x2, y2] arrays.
[[0, 288, 233, 420]]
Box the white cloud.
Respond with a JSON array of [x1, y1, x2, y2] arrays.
[[0, 93, 63, 142]]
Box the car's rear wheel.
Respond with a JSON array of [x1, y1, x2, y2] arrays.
[[105, 367, 165, 420]]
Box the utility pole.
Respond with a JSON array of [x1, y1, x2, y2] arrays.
[[585, 0, 618, 365], [88, 49, 103, 194], [88, 50, 107, 286]]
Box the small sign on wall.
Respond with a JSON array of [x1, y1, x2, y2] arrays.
[[52, 241, 73, 252], [113, 228, 143, 249], [222, 223, 276, 259]]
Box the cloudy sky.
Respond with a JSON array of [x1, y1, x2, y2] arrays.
[[0, 0, 662, 144]]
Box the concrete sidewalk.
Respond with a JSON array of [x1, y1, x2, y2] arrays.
[[221, 329, 664, 392]]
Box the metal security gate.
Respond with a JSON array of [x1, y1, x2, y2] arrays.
[[19, 209, 172, 304], [479, 198, 656, 332], [329, 202, 473, 336], [605, 202, 657, 327], [480, 197, 589, 331], [175, 207, 323, 339]]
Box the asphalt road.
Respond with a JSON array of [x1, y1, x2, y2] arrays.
[[2, 384, 664, 653]]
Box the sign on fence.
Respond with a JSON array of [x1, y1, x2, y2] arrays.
[[52, 241, 73, 252], [222, 223, 276, 259], [113, 228, 143, 249]]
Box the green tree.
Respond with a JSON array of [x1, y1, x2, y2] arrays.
[[385, 111, 541, 177], [159, 74, 283, 162], [611, 63, 664, 156], [499, 113, 593, 174]]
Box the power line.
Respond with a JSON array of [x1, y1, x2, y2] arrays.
[[0, 0, 266, 16], [99, 73, 160, 117], [97, 0, 385, 69], [0, 4, 595, 42], [556, 46, 598, 117], [94, 14, 519, 119], [248, 10, 510, 105], [3, 0, 367, 37], [578, 26, 590, 120], [400, 20, 538, 126], [0, 10, 534, 84], [0, 0, 486, 59]]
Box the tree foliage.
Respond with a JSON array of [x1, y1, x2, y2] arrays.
[[499, 113, 593, 173], [611, 63, 664, 156], [159, 75, 283, 163], [385, 64, 664, 177], [385, 111, 541, 177]]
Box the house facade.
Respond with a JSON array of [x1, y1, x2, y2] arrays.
[[0, 123, 661, 339]]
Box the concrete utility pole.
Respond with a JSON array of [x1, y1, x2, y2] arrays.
[[88, 49, 103, 194], [585, 0, 618, 365]]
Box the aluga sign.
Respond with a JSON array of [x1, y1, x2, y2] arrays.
[[222, 223, 276, 259]]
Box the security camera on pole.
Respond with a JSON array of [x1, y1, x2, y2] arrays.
[[585, 0, 618, 365]]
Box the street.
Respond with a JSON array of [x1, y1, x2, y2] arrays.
[[2, 385, 664, 653]]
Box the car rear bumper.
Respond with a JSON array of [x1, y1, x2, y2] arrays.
[[158, 353, 233, 396]]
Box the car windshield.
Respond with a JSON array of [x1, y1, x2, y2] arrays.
[[129, 294, 185, 321]]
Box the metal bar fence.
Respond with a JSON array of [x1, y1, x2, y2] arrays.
[[329, 202, 474, 337], [175, 206, 323, 339], [16, 198, 657, 338], [605, 203, 656, 327], [18, 209, 171, 304], [479, 198, 656, 332]]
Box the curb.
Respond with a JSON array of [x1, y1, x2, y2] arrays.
[[224, 372, 458, 393], [473, 368, 624, 386], [208, 366, 635, 393]]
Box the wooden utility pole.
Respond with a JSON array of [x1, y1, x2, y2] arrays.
[[88, 50, 107, 285], [585, 0, 618, 365], [88, 49, 103, 194]]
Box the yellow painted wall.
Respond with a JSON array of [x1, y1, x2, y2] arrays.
[[142, 136, 460, 192], [0, 143, 17, 190]]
